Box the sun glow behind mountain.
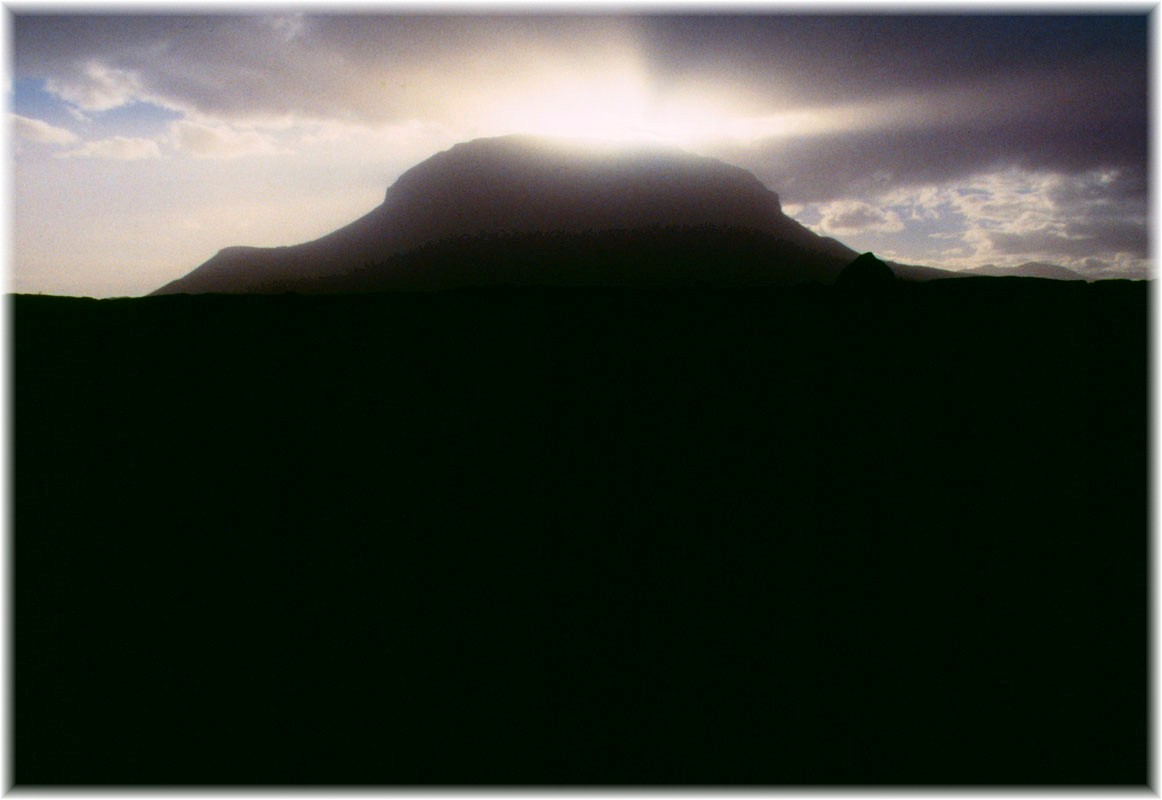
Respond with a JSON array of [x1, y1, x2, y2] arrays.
[[476, 64, 818, 145]]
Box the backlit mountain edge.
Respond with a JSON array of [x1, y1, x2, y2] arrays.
[[151, 135, 1077, 295]]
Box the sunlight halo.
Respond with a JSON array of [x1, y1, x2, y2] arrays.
[[475, 67, 820, 147]]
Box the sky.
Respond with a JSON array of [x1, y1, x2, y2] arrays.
[[8, 9, 1152, 297]]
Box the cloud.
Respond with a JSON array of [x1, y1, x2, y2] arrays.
[[816, 200, 904, 235], [870, 167, 1149, 276], [985, 219, 1148, 261], [711, 88, 1146, 207], [14, 15, 641, 129], [263, 14, 306, 43], [1076, 255, 1152, 280], [630, 15, 1147, 111], [59, 136, 161, 160], [13, 113, 78, 145], [170, 120, 282, 158], [45, 60, 143, 112], [11, 15, 1147, 199]]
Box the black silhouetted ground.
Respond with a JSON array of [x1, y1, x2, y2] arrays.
[[14, 278, 1146, 785]]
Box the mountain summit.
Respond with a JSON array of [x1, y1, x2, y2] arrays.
[[153, 135, 864, 295]]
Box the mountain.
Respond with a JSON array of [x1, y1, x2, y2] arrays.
[[956, 262, 1088, 280], [152, 135, 873, 295]]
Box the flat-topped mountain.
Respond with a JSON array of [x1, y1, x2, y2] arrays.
[[152, 135, 872, 295]]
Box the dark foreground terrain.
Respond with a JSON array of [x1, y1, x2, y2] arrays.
[[14, 278, 1147, 785]]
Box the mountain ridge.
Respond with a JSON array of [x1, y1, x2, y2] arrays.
[[150, 135, 1101, 295], [152, 135, 869, 295]]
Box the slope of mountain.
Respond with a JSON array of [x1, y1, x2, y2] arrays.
[[886, 260, 962, 281], [153, 135, 871, 295]]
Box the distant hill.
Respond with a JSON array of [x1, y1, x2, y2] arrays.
[[152, 136, 876, 294], [954, 262, 1088, 280]]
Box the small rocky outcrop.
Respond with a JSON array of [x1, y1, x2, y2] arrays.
[[835, 252, 898, 289]]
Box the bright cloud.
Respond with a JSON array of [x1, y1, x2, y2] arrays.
[[46, 60, 144, 112], [59, 136, 162, 160], [816, 200, 905, 235], [13, 113, 79, 145], [170, 120, 283, 159]]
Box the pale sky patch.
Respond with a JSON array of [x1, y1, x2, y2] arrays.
[[264, 14, 306, 43], [170, 120, 283, 159]]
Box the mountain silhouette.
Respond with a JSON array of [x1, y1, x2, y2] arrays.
[[152, 136, 879, 295]]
